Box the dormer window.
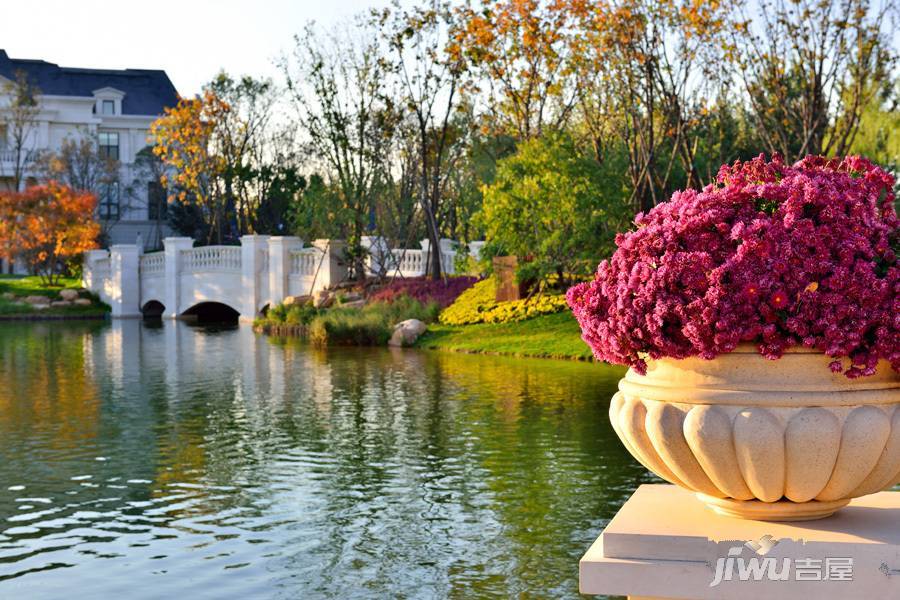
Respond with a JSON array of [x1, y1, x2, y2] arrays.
[[92, 87, 125, 117]]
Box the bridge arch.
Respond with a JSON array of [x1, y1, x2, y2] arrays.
[[181, 301, 240, 323], [141, 300, 166, 319]]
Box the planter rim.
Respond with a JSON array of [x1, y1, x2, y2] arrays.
[[618, 345, 898, 407]]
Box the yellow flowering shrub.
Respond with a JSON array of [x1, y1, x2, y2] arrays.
[[439, 277, 568, 325]]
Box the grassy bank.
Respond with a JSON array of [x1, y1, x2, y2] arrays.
[[416, 310, 593, 360], [0, 275, 108, 319], [255, 295, 439, 346]]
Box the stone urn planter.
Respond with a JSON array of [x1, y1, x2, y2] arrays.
[[610, 345, 900, 521]]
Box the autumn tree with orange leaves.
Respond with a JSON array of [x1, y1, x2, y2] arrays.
[[151, 90, 230, 244], [0, 183, 99, 285], [453, 0, 578, 140]]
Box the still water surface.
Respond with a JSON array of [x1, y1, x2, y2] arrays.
[[0, 320, 650, 599]]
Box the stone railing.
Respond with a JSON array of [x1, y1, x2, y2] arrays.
[[181, 246, 241, 272], [139, 252, 164, 277], [389, 248, 427, 277], [290, 247, 324, 276]]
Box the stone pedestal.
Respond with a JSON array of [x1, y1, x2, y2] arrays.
[[580, 484, 900, 599]]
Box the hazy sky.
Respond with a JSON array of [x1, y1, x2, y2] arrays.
[[0, 0, 399, 96]]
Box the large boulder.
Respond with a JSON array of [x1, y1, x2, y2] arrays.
[[59, 289, 79, 301], [388, 319, 427, 347], [23, 295, 50, 305], [313, 290, 334, 309]]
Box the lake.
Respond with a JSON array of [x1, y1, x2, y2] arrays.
[[0, 320, 650, 599]]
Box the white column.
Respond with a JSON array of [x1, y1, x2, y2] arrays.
[[239, 234, 271, 321], [267, 236, 303, 305], [439, 238, 456, 275], [109, 244, 141, 318], [162, 237, 193, 319], [83, 249, 109, 290], [311, 239, 348, 292], [419, 238, 432, 277]]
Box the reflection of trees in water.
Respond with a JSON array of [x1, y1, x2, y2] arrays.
[[0, 322, 652, 597], [0, 321, 103, 459]]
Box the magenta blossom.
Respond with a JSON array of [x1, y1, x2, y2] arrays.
[[567, 154, 900, 378]]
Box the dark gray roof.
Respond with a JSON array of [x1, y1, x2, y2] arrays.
[[0, 50, 179, 116]]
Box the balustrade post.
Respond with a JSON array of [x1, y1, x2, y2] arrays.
[[162, 237, 193, 318], [439, 238, 456, 275], [267, 236, 302, 305], [83, 249, 110, 290], [109, 244, 141, 318], [311, 239, 348, 293], [239, 235, 271, 321], [419, 239, 432, 277]]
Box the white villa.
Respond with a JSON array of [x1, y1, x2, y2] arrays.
[[0, 49, 179, 273]]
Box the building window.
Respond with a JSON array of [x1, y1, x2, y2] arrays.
[[101, 100, 115, 115], [98, 132, 119, 160], [148, 180, 167, 220], [99, 182, 119, 220]]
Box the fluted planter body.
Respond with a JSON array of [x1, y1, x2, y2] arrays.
[[611, 345, 900, 521]]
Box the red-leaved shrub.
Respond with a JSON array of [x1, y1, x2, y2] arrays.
[[370, 276, 479, 308]]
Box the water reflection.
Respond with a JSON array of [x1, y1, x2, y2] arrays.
[[0, 320, 649, 599]]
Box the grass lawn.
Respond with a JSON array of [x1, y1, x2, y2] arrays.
[[0, 275, 108, 318], [415, 310, 594, 360]]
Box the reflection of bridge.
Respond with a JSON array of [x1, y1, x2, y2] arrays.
[[84, 236, 477, 320]]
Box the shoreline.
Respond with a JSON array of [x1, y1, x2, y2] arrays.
[[0, 313, 109, 321]]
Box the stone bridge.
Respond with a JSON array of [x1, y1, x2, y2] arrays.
[[83, 236, 474, 320]]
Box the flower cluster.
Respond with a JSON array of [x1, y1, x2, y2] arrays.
[[440, 277, 568, 325], [369, 276, 479, 308], [567, 154, 900, 378]]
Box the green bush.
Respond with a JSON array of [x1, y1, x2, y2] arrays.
[[285, 303, 319, 326], [478, 132, 631, 284], [309, 310, 392, 346], [304, 294, 439, 347], [267, 303, 287, 323]]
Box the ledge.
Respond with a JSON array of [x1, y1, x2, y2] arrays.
[[580, 484, 900, 599]]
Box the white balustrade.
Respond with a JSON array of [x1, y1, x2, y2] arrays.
[[181, 246, 242, 272], [139, 252, 165, 278], [390, 249, 426, 277], [290, 248, 324, 276]]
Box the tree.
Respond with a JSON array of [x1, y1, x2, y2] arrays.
[[0, 70, 40, 191], [454, 0, 578, 140], [151, 75, 301, 244], [151, 90, 227, 243], [479, 133, 631, 285], [727, 0, 898, 161], [128, 145, 170, 250], [377, 0, 468, 280], [569, 0, 729, 212], [33, 129, 122, 243], [0, 183, 99, 284], [282, 20, 394, 278]]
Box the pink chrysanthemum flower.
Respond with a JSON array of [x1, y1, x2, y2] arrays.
[[567, 154, 900, 378]]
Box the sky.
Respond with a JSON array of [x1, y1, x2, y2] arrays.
[[0, 0, 399, 96]]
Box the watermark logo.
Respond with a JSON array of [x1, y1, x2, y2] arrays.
[[710, 536, 853, 587]]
